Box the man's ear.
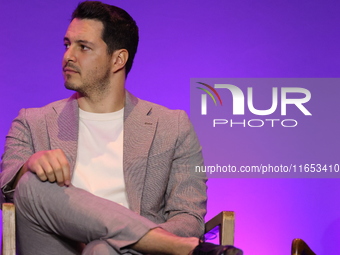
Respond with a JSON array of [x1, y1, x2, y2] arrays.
[[111, 49, 129, 73]]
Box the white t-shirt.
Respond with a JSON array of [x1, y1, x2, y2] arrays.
[[71, 108, 128, 208]]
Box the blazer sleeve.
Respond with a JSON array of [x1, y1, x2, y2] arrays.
[[158, 110, 207, 237], [0, 108, 34, 202]]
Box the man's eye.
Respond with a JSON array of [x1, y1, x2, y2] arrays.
[[81, 45, 90, 51], [64, 44, 70, 49]]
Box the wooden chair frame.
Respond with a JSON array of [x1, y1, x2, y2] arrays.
[[205, 211, 235, 246], [2, 203, 15, 255]]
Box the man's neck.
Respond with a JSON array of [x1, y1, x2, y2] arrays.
[[76, 85, 125, 113]]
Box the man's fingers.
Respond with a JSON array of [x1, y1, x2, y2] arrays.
[[56, 150, 71, 186], [34, 165, 48, 182], [25, 149, 71, 186], [62, 164, 71, 186], [41, 160, 57, 183], [48, 155, 64, 186]]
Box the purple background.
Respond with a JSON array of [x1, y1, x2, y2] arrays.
[[1, 0, 339, 254]]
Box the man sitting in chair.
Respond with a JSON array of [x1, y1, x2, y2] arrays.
[[0, 1, 242, 254]]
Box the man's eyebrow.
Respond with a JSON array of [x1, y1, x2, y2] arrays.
[[76, 40, 95, 47], [63, 37, 95, 47]]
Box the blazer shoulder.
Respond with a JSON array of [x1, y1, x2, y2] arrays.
[[136, 97, 189, 120], [18, 95, 77, 121]]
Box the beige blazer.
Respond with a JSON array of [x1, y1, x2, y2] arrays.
[[0, 91, 207, 237]]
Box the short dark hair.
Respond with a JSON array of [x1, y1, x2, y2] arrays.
[[72, 1, 139, 75]]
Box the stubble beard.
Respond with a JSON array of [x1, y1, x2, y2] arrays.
[[64, 68, 111, 99]]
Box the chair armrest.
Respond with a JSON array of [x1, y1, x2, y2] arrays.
[[291, 238, 316, 255], [205, 211, 235, 246], [2, 203, 16, 255]]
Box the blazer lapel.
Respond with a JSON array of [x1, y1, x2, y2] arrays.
[[45, 94, 79, 175], [124, 92, 158, 213], [44, 91, 156, 213]]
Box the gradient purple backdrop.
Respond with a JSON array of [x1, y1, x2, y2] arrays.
[[1, 1, 339, 254]]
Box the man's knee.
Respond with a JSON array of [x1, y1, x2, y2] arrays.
[[14, 171, 39, 203], [13, 171, 57, 214]]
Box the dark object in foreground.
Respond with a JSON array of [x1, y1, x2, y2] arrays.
[[291, 238, 316, 255], [192, 242, 243, 255]]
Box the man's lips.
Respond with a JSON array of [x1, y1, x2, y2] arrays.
[[63, 68, 79, 73]]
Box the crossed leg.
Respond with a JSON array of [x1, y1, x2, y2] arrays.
[[14, 172, 198, 255]]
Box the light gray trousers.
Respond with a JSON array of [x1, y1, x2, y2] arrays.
[[13, 172, 158, 255]]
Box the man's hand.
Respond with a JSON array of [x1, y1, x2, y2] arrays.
[[19, 149, 71, 187]]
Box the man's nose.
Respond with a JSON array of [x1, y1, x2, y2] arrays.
[[63, 47, 77, 64]]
